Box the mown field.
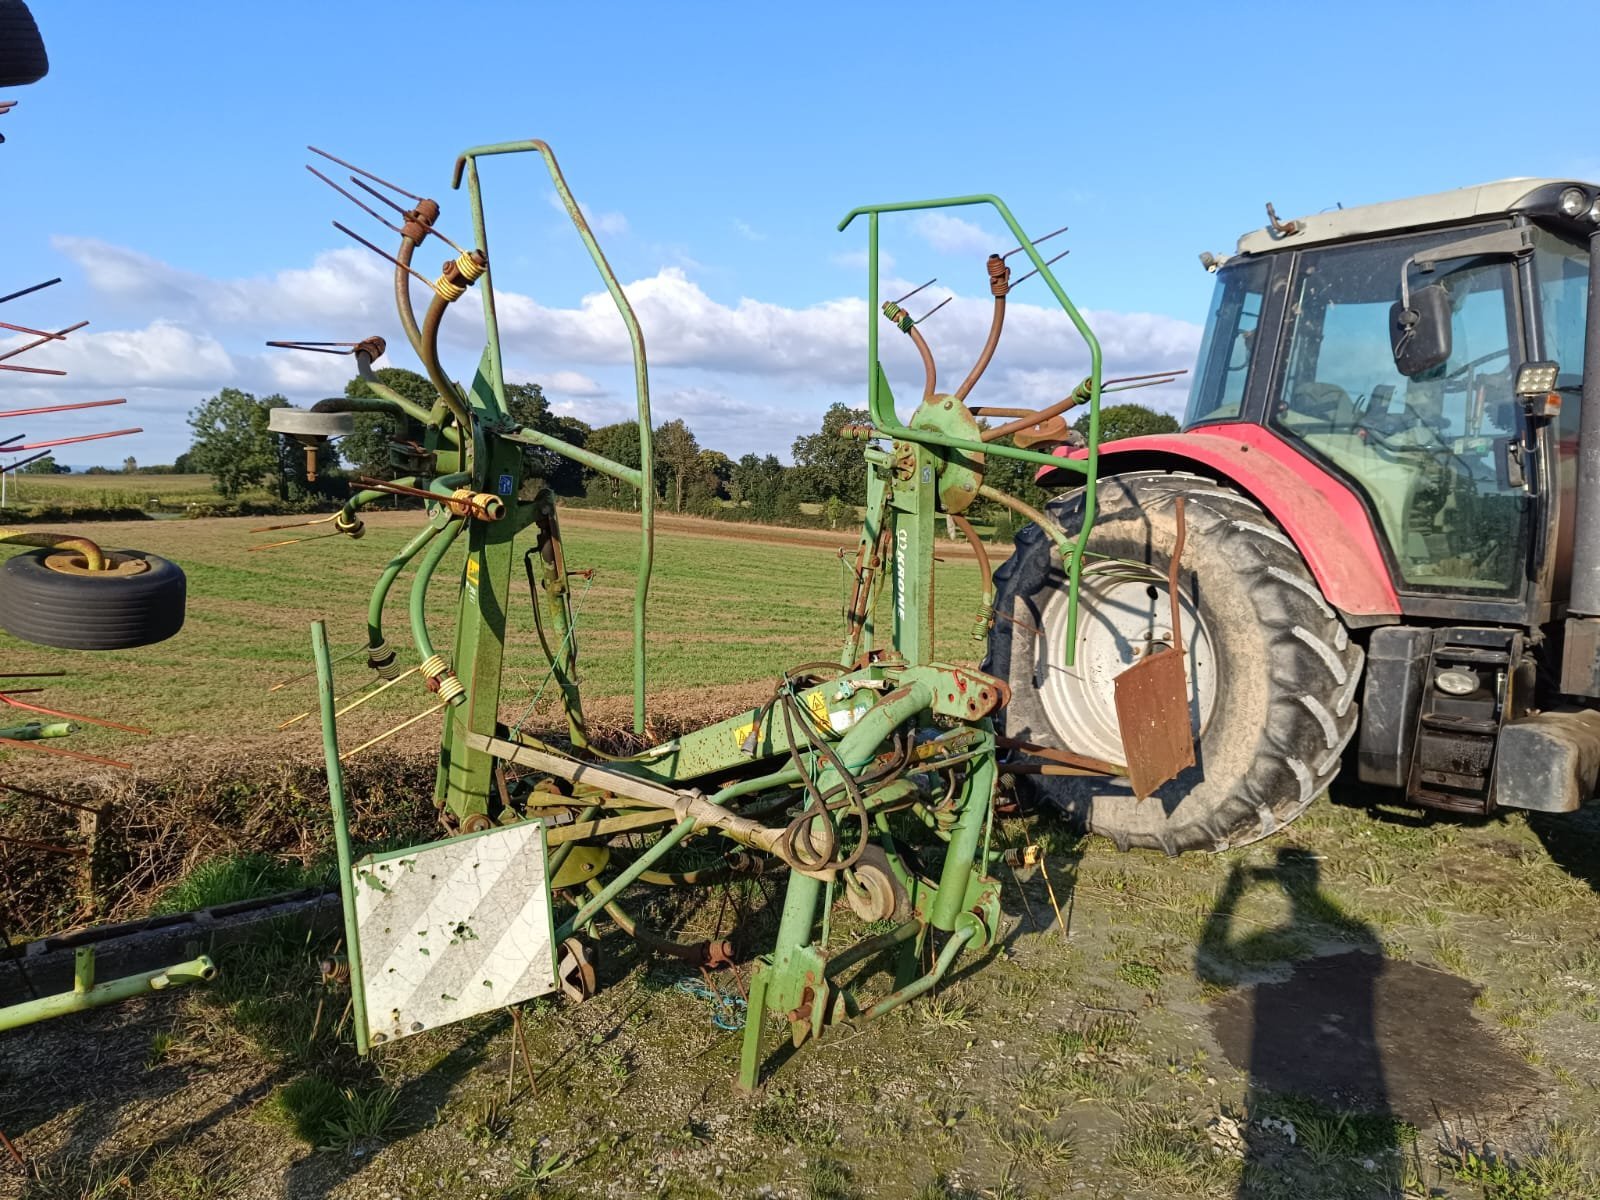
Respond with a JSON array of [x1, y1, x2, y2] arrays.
[[0, 511, 1597, 1199], [0, 472, 277, 515]]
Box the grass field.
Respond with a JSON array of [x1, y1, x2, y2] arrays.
[[0, 472, 276, 515], [0, 508, 995, 760], [1, 510, 1598, 1199]]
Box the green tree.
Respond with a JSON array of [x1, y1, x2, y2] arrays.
[[19, 454, 62, 474], [341, 367, 437, 477], [1073, 402, 1179, 443], [186, 388, 290, 499], [653, 418, 702, 514], [698, 449, 733, 500], [730, 453, 789, 522], [121, 456, 137, 473], [790, 403, 868, 505], [583, 421, 643, 508]]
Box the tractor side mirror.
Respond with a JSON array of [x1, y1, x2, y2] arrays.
[[1389, 283, 1452, 377]]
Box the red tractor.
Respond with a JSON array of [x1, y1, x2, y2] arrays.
[[990, 180, 1600, 852]]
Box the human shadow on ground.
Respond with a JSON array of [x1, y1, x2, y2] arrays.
[[1197, 848, 1399, 1196]]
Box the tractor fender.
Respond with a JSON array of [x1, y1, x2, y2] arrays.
[[1041, 422, 1399, 624]]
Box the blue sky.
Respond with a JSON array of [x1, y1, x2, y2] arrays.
[[3, 1, 1592, 466]]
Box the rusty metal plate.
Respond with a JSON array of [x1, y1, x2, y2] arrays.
[[1113, 647, 1195, 800]]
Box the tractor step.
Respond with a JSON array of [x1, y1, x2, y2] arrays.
[[1494, 708, 1600, 813]]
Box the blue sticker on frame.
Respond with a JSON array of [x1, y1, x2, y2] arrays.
[[497, 474, 514, 495]]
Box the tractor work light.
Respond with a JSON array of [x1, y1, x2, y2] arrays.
[[1516, 361, 1561, 397], [1559, 186, 1589, 217], [1588, 195, 1600, 224]]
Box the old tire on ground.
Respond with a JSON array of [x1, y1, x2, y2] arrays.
[[986, 472, 1362, 853], [0, 548, 185, 649], [0, 1, 48, 88]]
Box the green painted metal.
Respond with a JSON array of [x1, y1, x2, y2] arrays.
[[314, 619, 371, 1054], [456, 139, 655, 735], [0, 947, 217, 1032], [286, 147, 1109, 1091]]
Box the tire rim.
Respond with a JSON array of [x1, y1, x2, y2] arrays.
[[41, 550, 149, 578], [1035, 567, 1218, 767]]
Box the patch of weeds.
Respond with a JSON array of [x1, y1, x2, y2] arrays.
[[270, 1075, 400, 1150], [1052, 1012, 1134, 1056], [1057, 1060, 1120, 1101], [146, 1028, 178, 1068], [23, 1152, 151, 1200], [993, 1119, 1076, 1169], [1014, 1067, 1062, 1120], [511, 1143, 579, 1191], [1255, 1093, 1416, 1165], [983, 1162, 1030, 1199], [1440, 1124, 1598, 1200], [152, 852, 314, 914], [805, 1156, 855, 1200], [462, 1093, 511, 1146], [594, 1044, 632, 1085], [913, 1174, 964, 1200], [1116, 960, 1163, 991], [919, 992, 974, 1032], [1109, 1117, 1222, 1193]]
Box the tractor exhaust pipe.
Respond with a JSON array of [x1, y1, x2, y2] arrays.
[[1560, 228, 1600, 693]]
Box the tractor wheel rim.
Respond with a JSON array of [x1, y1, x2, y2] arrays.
[[1035, 568, 1218, 769]]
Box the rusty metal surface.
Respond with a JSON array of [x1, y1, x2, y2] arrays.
[[1113, 497, 1195, 799]]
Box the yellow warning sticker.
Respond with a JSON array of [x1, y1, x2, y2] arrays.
[[465, 559, 480, 586]]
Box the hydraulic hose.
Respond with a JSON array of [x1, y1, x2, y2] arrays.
[[365, 515, 448, 677], [420, 293, 473, 431], [409, 516, 467, 703], [955, 254, 1011, 402]]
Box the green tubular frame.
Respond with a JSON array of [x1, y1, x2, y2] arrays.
[[454, 139, 656, 735], [839, 194, 1102, 659]]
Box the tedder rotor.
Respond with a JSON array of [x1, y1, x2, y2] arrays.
[[259, 138, 1166, 1088]]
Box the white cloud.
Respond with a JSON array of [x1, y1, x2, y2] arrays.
[[41, 236, 1202, 460], [546, 192, 628, 236], [733, 220, 765, 242], [51, 236, 394, 330], [541, 369, 605, 397], [912, 212, 1000, 256], [13, 320, 235, 389]]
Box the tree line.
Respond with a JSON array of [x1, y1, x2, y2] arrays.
[[168, 367, 1178, 534]]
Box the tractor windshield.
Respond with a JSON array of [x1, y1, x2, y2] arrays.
[[1269, 228, 1528, 596]]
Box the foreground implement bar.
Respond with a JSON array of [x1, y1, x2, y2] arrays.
[[1113, 496, 1196, 798], [0, 946, 216, 1032]]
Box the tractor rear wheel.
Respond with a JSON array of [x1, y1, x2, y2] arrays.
[[986, 472, 1362, 853]]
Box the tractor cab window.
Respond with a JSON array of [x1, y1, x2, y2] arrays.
[[1271, 230, 1527, 596], [1185, 257, 1268, 425]]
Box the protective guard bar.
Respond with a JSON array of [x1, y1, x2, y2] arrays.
[[452, 140, 656, 734], [838, 195, 1102, 660]]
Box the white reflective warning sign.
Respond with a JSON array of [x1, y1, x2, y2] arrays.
[[352, 821, 556, 1045]]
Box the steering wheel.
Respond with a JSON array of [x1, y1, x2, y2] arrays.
[[1442, 347, 1512, 388]]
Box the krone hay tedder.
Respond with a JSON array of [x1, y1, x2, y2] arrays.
[[255, 139, 1166, 1089]]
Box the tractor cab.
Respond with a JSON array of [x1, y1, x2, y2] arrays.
[[1186, 180, 1594, 616]]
